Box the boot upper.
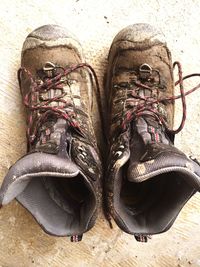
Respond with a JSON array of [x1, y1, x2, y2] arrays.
[[0, 25, 102, 238], [105, 23, 200, 241]]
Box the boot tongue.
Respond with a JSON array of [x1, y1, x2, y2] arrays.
[[33, 62, 71, 154], [127, 116, 184, 182], [135, 116, 170, 146], [126, 62, 177, 181]]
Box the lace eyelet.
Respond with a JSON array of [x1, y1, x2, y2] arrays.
[[77, 146, 85, 152], [82, 151, 87, 157], [78, 146, 88, 160], [114, 151, 123, 158], [79, 154, 86, 160]]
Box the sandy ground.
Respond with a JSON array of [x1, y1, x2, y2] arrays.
[[0, 0, 200, 266]]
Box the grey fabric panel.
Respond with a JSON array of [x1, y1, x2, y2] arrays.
[[0, 152, 79, 204], [0, 152, 97, 235], [17, 178, 78, 236], [1, 177, 31, 205], [16, 175, 96, 236]]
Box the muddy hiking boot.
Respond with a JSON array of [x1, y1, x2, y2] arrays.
[[0, 25, 102, 241], [105, 23, 200, 242]]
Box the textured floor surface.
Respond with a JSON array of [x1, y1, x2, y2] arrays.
[[1, 0, 200, 266]]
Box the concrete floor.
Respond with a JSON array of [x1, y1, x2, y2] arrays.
[[1, 0, 200, 266]]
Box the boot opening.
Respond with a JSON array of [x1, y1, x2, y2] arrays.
[[43, 174, 94, 217], [0, 153, 97, 236], [120, 174, 165, 215], [16, 173, 96, 236], [115, 171, 195, 234]]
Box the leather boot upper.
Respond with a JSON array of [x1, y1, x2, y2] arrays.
[[105, 23, 200, 241], [0, 25, 102, 239]]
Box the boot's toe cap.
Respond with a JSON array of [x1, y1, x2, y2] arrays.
[[114, 23, 164, 43], [109, 23, 166, 58], [22, 24, 83, 58], [28, 24, 77, 41]]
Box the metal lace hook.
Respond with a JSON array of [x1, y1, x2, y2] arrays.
[[43, 62, 57, 77]]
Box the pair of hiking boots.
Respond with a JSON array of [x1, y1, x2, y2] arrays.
[[1, 23, 200, 243]]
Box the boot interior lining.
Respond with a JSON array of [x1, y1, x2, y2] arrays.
[[115, 170, 195, 234], [44, 175, 92, 213], [120, 174, 165, 216], [17, 174, 95, 236]]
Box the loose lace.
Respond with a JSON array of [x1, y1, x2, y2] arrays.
[[122, 61, 200, 134]]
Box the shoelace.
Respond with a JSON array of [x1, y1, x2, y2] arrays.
[[18, 63, 104, 147], [122, 61, 200, 135]]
